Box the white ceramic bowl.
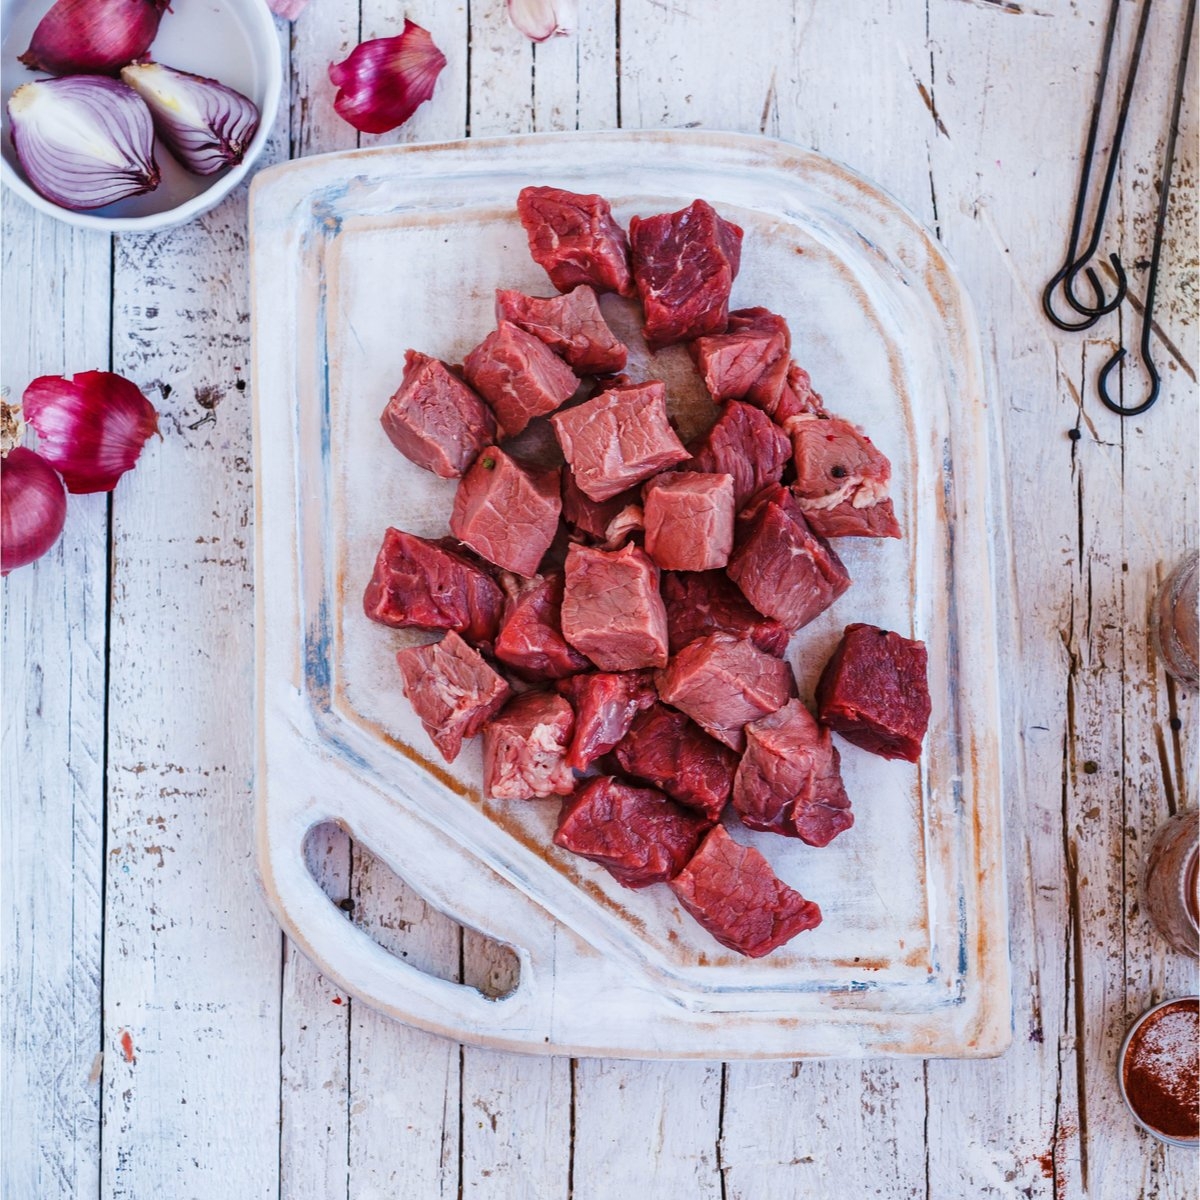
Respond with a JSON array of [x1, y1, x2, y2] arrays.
[[0, 0, 281, 232]]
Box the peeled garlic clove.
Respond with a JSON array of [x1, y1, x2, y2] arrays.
[[19, 0, 169, 76], [23, 371, 159, 495], [1, 447, 68, 575], [7, 76, 159, 211], [120, 61, 261, 177], [328, 21, 447, 135], [506, 0, 577, 41]]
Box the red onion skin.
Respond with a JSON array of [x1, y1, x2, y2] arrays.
[[23, 372, 159, 495], [1, 448, 68, 575], [19, 0, 170, 76], [328, 22, 447, 135]]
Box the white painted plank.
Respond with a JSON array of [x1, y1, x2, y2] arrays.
[[0, 206, 110, 1200]]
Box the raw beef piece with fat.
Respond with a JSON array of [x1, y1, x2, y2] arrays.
[[555, 670, 657, 770], [686, 401, 791, 511], [493, 571, 591, 680], [689, 307, 790, 409], [642, 471, 735, 571], [661, 571, 790, 658], [482, 692, 577, 799], [517, 186, 634, 297], [495, 286, 627, 375]]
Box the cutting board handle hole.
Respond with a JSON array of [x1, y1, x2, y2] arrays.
[[302, 820, 520, 1000]]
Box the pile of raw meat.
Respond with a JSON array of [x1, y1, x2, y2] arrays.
[[363, 186, 932, 959]]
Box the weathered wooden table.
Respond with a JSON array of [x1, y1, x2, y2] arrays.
[[3, 2, 1197, 1197]]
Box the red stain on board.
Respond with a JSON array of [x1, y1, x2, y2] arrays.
[[1035, 1150, 1054, 1179], [119, 1030, 136, 1064], [331, 996, 343, 1006]]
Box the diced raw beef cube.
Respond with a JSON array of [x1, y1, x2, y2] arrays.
[[483, 692, 577, 799], [790, 414, 901, 539], [655, 632, 795, 752], [450, 447, 561, 577], [363, 527, 504, 646], [767, 361, 827, 428], [552, 380, 689, 502], [379, 350, 496, 479], [732, 699, 853, 846], [642, 471, 735, 571], [614, 702, 737, 821], [669, 825, 822, 958], [815, 624, 931, 762], [687, 401, 791, 511], [727, 485, 851, 631], [394, 631, 512, 763], [561, 542, 669, 671], [554, 776, 711, 889], [517, 186, 634, 297], [495, 286, 628, 375], [493, 571, 590, 680], [600, 503, 644, 549], [661, 571, 790, 658], [556, 670, 657, 769], [462, 321, 577, 438], [689, 307, 790, 409], [629, 200, 744, 349], [561, 471, 640, 542]]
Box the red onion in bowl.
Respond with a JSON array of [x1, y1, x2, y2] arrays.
[[18, 0, 170, 76], [1, 448, 68, 575]]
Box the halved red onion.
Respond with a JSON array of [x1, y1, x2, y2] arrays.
[[7, 77, 159, 211], [1, 448, 68, 575], [506, 0, 577, 41], [23, 372, 159, 495], [18, 0, 169, 76], [328, 21, 447, 135], [121, 62, 261, 176]]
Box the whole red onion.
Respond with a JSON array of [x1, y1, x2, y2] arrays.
[[1, 448, 68, 575], [19, 0, 171, 76]]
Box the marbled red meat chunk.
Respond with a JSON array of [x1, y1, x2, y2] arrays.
[[380, 350, 496, 478], [816, 624, 931, 762], [791, 414, 900, 539], [727, 485, 851, 631], [450, 446, 561, 577], [642, 471, 734, 571], [495, 285, 627, 375], [732, 699, 853, 846], [493, 571, 590, 680], [687, 401, 791, 511], [769, 361, 827, 428], [363, 527, 503, 646], [482, 692, 576, 799], [613, 702, 737, 821], [661, 571, 790, 658], [655, 632, 795, 752], [561, 471, 640, 542], [554, 776, 711, 889], [552, 380, 689, 502], [556, 670, 657, 770], [462, 320, 577, 438], [599, 502, 644, 549], [669, 825, 822, 958], [561, 542, 669, 670], [689, 307, 790, 410], [629, 199, 744, 349], [394, 631, 512, 763], [517, 186, 634, 297]]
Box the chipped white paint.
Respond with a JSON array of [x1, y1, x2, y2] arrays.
[[2, 0, 1196, 1196]]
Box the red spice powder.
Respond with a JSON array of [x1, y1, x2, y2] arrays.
[[1122, 998, 1199, 1141]]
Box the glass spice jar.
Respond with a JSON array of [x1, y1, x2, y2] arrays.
[[1154, 551, 1199, 688], [1142, 810, 1200, 957], [1118, 996, 1200, 1147]]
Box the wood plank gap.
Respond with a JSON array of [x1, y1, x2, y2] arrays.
[[613, 0, 621, 129], [465, 0, 473, 138], [715, 1062, 727, 1200], [567, 1057, 577, 1200], [1066, 837, 1089, 1194], [343, 843, 355, 1200], [921, 1061, 930, 1200], [456, 1042, 466, 1200]]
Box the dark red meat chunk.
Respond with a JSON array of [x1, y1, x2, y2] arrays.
[[561, 471, 641, 543], [769, 361, 827, 428], [495, 285, 627, 375], [687, 401, 791, 511], [661, 571, 790, 658], [655, 632, 795, 752], [689, 307, 790, 410], [669, 825, 822, 958], [552, 380, 689, 502], [642, 471, 734, 571], [561, 542, 669, 671], [727, 485, 851, 631], [493, 571, 590, 680], [394, 631, 512, 763], [450, 446, 561, 577], [732, 699, 853, 846], [613, 702, 737, 821], [363, 527, 503, 646], [380, 350, 496, 478], [462, 320, 577, 438], [815, 624, 931, 762], [629, 199, 744, 349], [517, 186, 634, 297], [483, 692, 576, 799], [556, 670, 657, 770], [554, 776, 711, 889], [790, 414, 901, 539]]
